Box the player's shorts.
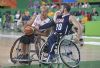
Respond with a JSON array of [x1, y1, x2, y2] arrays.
[[20, 34, 35, 44]]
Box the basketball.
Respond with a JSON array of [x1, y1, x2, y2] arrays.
[[24, 26, 34, 35]]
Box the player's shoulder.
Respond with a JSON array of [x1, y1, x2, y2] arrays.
[[69, 15, 77, 20]]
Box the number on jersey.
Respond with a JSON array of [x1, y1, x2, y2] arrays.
[[56, 23, 62, 30]]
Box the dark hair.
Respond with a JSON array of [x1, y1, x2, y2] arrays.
[[57, 14, 62, 19], [56, 3, 60, 7], [63, 4, 71, 12]]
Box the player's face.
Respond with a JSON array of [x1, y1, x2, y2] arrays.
[[62, 7, 67, 14], [41, 10, 48, 18]]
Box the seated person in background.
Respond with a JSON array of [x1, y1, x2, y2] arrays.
[[87, 12, 92, 21], [22, 11, 31, 26], [18, 6, 51, 60], [91, 8, 99, 16], [81, 13, 88, 24], [82, 2, 91, 8]]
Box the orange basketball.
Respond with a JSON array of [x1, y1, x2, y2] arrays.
[[24, 26, 34, 35]]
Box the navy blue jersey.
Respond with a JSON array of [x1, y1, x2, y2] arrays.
[[55, 14, 73, 34], [39, 14, 73, 35]]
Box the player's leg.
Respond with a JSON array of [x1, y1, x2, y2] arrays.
[[47, 33, 57, 61], [19, 35, 31, 59]]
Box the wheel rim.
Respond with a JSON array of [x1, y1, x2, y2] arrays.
[[10, 38, 21, 63], [59, 39, 80, 68]]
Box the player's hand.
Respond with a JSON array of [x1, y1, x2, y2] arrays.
[[73, 33, 80, 43], [33, 25, 39, 31]]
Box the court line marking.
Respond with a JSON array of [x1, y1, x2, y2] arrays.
[[0, 34, 100, 39], [0, 34, 22, 38], [84, 42, 100, 46], [83, 36, 100, 39]]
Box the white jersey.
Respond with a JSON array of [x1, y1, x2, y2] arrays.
[[32, 14, 50, 27]]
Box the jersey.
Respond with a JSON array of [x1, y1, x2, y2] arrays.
[[55, 14, 73, 35], [39, 14, 73, 35], [32, 14, 51, 32], [32, 14, 50, 27]]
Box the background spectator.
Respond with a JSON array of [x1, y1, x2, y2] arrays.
[[91, 8, 99, 16], [82, 2, 91, 8], [22, 10, 31, 26], [14, 10, 21, 29], [3, 11, 12, 30], [81, 13, 88, 24]]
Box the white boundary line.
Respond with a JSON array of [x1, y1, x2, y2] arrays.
[[0, 34, 22, 39], [84, 42, 100, 46], [0, 34, 100, 39], [83, 36, 100, 39]]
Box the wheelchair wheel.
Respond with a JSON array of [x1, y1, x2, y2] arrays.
[[10, 37, 32, 64], [10, 37, 21, 64], [10, 36, 45, 64], [39, 42, 59, 68], [34, 37, 45, 59], [59, 39, 80, 68]]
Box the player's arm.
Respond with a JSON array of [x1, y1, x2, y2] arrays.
[[35, 28, 51, 36], [69, 15, 82, 40], [39, 20, 55, 29]]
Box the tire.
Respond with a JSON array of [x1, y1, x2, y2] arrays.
[[59, 39, 80, 68], [35, 37, 45, 59], [10, 36, 45, 64], [10, 37, 21, 64], [10, 37, 33, 64], [39, 42, 48, 62]]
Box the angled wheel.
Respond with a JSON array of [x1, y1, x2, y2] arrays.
[[10, 37, 21, 64], [59, 39, 80, 68], [34, 36, 45, 59], [10, 37, 33, 64]]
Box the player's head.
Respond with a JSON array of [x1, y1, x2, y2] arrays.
[[63, 4, 71, 13], [24, 10, 30, 16], [40, 5, 48, 18], [40, 5, 48, 13], [56, 3, 61, 9]]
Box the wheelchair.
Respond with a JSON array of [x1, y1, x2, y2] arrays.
[[10, 34, 45, 65], [39, 32, 80, 68]]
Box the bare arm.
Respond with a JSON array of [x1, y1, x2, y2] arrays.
[[69, 15, 82, 39]]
